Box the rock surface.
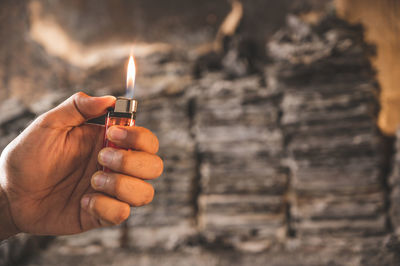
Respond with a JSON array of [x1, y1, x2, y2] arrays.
[[1, 0, 400, 265], [390, 130, 400, 234], [269, 14, 388, 238]]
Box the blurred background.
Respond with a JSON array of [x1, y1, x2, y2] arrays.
[[1, 0, 400, 265]]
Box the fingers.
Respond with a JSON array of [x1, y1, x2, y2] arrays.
[[81, 193, 130, 226], [90, 171, 154, 207], [98, 148, 163, 180], [41, 92, 115, 128], [106, 126, 159, 154]]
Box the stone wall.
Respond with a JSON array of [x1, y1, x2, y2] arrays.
[[2, 0, 400, 265], [193, 74, 287, 251], [271, 15, 387, 238], [336, 0, 400, 135], [390, 130, 400, 234]]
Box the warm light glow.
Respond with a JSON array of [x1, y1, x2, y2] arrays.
[[126, 55, 136, 98]]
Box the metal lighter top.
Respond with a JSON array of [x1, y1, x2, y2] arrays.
[[114, 97, 138, 113]]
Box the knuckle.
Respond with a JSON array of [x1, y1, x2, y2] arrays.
[[119, 151, 129, 171], [88, 196, 97, 213], [114, 176, 124, 196], [71, 92, 85, 105], [74, 91, 87, 99], [36, 112, 54, 128]]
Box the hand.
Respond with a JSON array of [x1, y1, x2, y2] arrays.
[[0, 92, 163, 238]]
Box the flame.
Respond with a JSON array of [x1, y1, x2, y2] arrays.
[[126, 55, 136, 98]]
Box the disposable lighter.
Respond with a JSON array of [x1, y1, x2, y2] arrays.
[[103, 97, 138, 172]]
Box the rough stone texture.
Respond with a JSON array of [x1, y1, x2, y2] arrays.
[[25, 235, 400, 266], [192, 74, 287, 249], [268, 15, 387, 237], [0, 0, 73, 105], [127, 80, 198, 249], [336, 0, 400, 135], [36, 0, 231, 47], [390, 130, 400, 234], [1, 0, 400, 265], [0, 235, 52, 266]]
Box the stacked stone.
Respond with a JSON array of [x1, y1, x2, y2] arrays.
[[390, 130, 400, 235], [269, 15, 387, 237], [192, 73, 287, 250]]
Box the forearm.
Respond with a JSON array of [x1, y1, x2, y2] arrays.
[[0, 188, 19, 240]]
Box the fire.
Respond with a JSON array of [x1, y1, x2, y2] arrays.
[[126, 55, 136, 98]]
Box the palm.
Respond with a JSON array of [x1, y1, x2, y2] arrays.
[[2, 122, 105, 235], [0, 93, 160, 238]]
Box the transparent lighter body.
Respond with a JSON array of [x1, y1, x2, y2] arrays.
[[103, 110, 136, 172]]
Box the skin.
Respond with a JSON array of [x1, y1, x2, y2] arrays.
[[0, 92, 163, 239]]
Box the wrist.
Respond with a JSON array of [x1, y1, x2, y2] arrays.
[[0, 187, 20, 240]]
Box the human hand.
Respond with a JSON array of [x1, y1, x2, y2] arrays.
[[0, 92, 163, 239]]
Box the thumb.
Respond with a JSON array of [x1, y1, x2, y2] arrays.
[[43, 92, 115, 127]]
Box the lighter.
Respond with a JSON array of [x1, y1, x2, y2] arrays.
[[102, 55, 137, 172], [103, 97, 138, 171]]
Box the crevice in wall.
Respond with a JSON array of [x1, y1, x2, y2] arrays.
[[119, 221, 130, 248], [283, 167, 296, 238], [278, 95, 297, 239], [380, 134, 396, 233], [187, 97, 202, 227]]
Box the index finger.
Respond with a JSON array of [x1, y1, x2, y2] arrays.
[[106, 126, 159, 154]]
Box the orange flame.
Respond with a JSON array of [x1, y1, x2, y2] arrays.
[[126, 55, 136, 98]]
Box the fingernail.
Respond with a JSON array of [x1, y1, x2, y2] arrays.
[[108, 127, 127, 141], [81, 196, 90, 210], [93, 173, 108, 188], [101, 95, 116, 100], [98, 148, 117, 166]]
